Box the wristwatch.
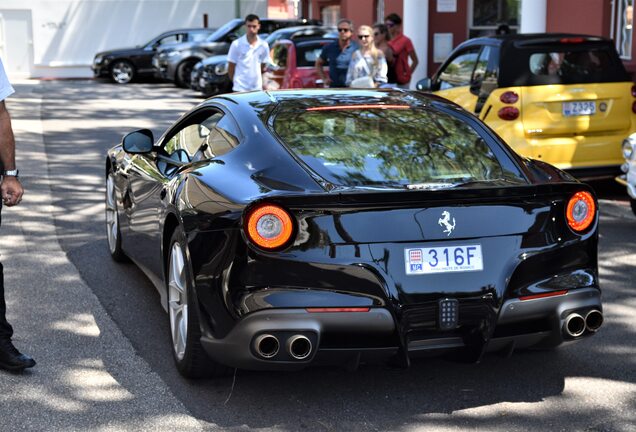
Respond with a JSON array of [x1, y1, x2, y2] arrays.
[[2, 169, 19, 178]]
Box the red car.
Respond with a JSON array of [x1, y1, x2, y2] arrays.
[[265, 38, 335, 89]]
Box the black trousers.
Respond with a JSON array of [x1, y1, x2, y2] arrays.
[[0, 205, 13, 340]]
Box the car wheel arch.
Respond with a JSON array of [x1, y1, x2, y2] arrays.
[[162, 213, 181, 277]]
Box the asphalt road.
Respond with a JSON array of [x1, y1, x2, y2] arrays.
[[23, 79, 636, 430]]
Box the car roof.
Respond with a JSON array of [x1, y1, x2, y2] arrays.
[[459, 33, 609, 47]]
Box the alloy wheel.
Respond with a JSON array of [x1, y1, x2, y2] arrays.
[[168, 242, 189, 361], [111, 61, 134, 84], [105, 175, 118, 254]]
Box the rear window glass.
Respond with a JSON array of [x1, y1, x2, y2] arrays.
[[501, 42, 629, 86], [272, 106, 524, 189], [296, 44, 327, 67]]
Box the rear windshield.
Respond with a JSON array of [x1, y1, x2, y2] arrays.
[[272, 106, 525, 189], [501, 42, 629, 86], [296, 43, 329, 67]]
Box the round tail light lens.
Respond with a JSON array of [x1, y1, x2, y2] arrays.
[[566, 191, 596, 232], [245, 204, 295, 250], [499, 91, 519, 104], [497, 106, 520, 120]]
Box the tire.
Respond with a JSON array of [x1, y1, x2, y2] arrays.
[[110, 60, 135, 84], [105, 173, 128, 262], [630, 198, 636, 216], [175, 60, 197, 88], [167, 229, 230, 378]]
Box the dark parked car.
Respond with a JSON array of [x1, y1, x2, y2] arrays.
[[154, 18, 320, 87], [190, 25, 336, 96], [92, 28, 215, 84], [106, 89, 603, 378]]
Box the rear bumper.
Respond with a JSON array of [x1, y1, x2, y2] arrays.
[[200, 288, 601, 370]]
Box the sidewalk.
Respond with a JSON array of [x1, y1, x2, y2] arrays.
[[0, 81, 203, 431]]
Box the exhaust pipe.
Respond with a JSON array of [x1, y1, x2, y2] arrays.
[[564, 313, 586, 338], [254, 334, 279, 359], [287, 335, 312, 360], [585, 309, 604, 332]]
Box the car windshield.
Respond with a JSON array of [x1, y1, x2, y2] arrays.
[[272, 105, 524, 189], [206, 19, 242, 41], [190, 29, 215, 42]]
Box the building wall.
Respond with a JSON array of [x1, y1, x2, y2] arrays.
[[427, 0, 467, 77], [546, 0, 611, 36], [310, 0, 404, 28], [0, 0, 266, 78]]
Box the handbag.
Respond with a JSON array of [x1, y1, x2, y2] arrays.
[[350, 75, 375, 88]]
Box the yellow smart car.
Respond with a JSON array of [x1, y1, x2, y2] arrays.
[[417, 34, 636, 179]]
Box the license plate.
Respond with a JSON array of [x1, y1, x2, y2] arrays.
[[563, 101, 596, 116], [404, 245, 483, 275]]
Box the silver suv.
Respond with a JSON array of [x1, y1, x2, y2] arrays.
[[153, 18, 320, 87]]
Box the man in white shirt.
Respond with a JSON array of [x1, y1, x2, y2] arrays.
[[227, 14, 270, 92], [0, 57, 35, 371]]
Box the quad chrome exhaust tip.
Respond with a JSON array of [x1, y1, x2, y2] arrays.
[[254, 334, 280, 359], [585, 309, 604, 332], [287, 335, 312, 360], [564, 313, 586, 338]]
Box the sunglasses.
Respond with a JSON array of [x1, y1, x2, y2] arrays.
[[358, 34, 370, 39], [337, 28, 351, 33]]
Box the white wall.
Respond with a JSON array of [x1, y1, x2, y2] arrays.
[[1, 0, 266, 78]]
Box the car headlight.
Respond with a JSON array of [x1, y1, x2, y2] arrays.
[[94, 55, 103, 65], [622, 133, 636, 160], [214, 62, 228, 75]]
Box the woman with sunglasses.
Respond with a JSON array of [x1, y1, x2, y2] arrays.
[[345, 25, 388, 88]]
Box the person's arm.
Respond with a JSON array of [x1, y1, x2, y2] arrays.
[[228, 62, 236, 82], [409, 50, 419, 75], [315, 56, 330, 87], [0, 101, 23, 207]]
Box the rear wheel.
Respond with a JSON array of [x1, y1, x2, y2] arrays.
[[110, 60, 135, 84], [167, 229, 229, 378], [105, 173, 127, 262], [175, 60, 197, 88]]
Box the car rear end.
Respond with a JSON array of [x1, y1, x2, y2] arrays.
[[484, 35, 635, 178], [194, 94, 602, 370]]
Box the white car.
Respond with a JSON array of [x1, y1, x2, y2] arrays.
[[616, 133, 636, 215]]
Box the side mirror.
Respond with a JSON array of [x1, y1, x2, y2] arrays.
[[416, 78, 432, 91], [122, 129, 154, 154], [469, 79, 483, 96]]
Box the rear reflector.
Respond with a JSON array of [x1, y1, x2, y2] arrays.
[[566, 191, 596, 232], [306, 307, 370, 313], [519, 290, 568, 301], [499, 91, 519, 104], [306, 104, 410, 111], [498, 106, 520, 120]]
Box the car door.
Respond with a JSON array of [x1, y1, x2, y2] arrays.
[[433, 46, 484, 113], [123, 108, 226, 277]]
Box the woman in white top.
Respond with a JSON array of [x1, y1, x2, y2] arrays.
[[345, 25, 388, 88]]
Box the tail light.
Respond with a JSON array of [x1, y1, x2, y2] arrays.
[[245, 204, 295, 250], [498, 106, 520, 120], [631, 85, 636, 97], [560, 37, 585, 43], [500, 91, 519, 104], [566, 191, 596, 232]]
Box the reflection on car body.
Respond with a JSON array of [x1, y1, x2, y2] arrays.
[[105, 89, 603, 379], [418, 33, 636, 179]]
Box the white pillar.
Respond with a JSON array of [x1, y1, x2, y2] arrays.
[[520, 0, 547, 34], [403, 0, 428, 89]]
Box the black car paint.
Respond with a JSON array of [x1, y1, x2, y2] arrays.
[[107, 89, 601, 370], [93, 28, 214, 79]]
